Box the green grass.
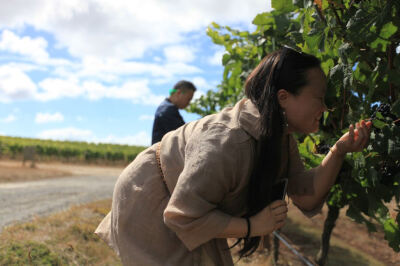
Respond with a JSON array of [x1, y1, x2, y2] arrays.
[[0, 241, 66, 266], [0, 199, 121, 266]]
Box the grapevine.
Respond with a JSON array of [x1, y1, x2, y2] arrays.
[[189, 0, 400, 262]]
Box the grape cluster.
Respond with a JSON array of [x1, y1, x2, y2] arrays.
[[369, 103, 400, 133], [370, 103, 397, 120], [315, 143, 331, 155]]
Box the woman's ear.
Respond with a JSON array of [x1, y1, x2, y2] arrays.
[[277, 89, 289, 108]]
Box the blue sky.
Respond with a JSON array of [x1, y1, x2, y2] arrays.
[[0, 0, 272, 146]]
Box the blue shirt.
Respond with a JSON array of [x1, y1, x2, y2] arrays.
[[151, 98, 185, 144]]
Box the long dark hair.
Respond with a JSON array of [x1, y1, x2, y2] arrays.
[[238, 47, 321, 256]]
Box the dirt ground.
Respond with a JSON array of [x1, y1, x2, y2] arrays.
[[283, 202, 400, 265], [1, 159, 399, 265], [229, 199, 399, 266]]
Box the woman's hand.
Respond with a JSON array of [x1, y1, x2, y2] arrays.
[[332, 120, 372, 156], [249, 200, 288, 236]]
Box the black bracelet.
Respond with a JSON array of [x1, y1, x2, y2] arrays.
[[245, 217, 251, 240]]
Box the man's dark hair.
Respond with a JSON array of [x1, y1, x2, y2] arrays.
[[173, 80, 197, 92]]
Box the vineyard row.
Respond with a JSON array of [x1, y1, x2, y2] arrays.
[[0, 136, 147, 164]]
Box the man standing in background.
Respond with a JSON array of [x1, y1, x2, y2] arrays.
[[151, 80, 196, 144]]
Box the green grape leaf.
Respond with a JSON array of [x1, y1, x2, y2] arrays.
[[380, 22, 398, 39], [222, 53, 230, 65], [383, 219, 400, 252], [372, 119, 386, 129], [321, 58, 334, 76], [252, 12, 274, 26], [376, 112, 385, 120], [370, 38, 389, 51], [272, 0, 295, 13], [211, 22, 221, 29]]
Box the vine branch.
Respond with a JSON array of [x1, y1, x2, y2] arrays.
[[314, 4, 327, 25], [388, 42, 397, 103], [329, 1, 345, 30], [340, 85, 346, 129]]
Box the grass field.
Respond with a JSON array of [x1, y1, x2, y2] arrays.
[[0, 199, 121, 266], [0, 198, 390, 266]]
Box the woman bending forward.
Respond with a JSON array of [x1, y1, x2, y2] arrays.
[[95, 47, 371, 266]]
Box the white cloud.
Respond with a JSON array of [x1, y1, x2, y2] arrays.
[[0, 62, 45, 72], [82, 81, 107, 100], [76, 116, 84, 122], [208, 49, 226, 66], [83, 80, 164, 105], [1, 114, 16, 123], [38, 127, 94, 142], [36, 77, 82, 101], [77, 56, 202, 82], [13, 76, 166, 105], [0, 30, 72, 67], [164, 45, 196, 63], [139, 114, 154, 121], [37, 127, 151, 146], [35, 112, 64, 123], [162, 62, 202, 79], [108, 81, 163, 105], [189, 76, 219, 100], [0, 0, 271, 59], [0, 30, 49, 62], [0, 0, 269, 103], [96, 131, 151, 146], [0, 65, 37, 102], [192, 76, 216, 91]]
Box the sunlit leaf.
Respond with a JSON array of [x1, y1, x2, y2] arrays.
[[372, 119, 385, 129], [379, 22, 398, 39], [271, 0, 295, 13], [383, 219, 400, 252], [252, 13, 274, 25]]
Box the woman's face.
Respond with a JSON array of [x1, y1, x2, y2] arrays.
[[280, 67, 327, 134]]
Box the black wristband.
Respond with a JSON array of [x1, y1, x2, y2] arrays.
[[245, 217, 251, 240]]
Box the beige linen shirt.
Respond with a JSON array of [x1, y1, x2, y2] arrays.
[[95, 98, 318, 266]]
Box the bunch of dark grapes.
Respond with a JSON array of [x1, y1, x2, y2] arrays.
[[315, 143, 331, 155], [369, 103, 399, 133], [371, 103, 396, 120], [370, 103, 397, 121]]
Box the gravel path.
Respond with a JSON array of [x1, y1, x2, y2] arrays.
[[0, 175, 118, 232]]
